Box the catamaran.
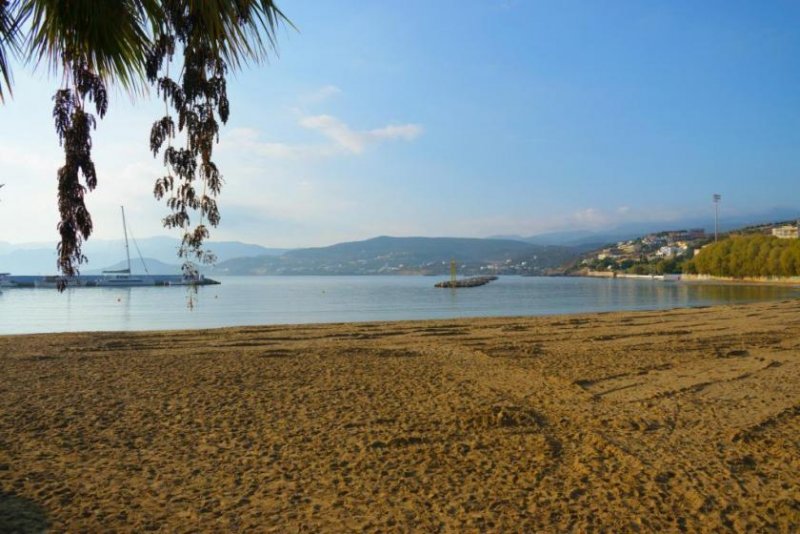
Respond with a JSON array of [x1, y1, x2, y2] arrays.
[[94, 206, 217, 287], [5, 207, 219, 288], [96, 206, 157, 287]]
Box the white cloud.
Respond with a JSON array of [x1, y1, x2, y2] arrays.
[[299, 115, 364, 153], [366, 123, 424, 142], [571, 208, 610, 227], [299, 114, 423, 154], [299, 85, 342, 105], [222, 85, 423, 159], [564, 206, 687, 230], [224, 115, 423, 159]]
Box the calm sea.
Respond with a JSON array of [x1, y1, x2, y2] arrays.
[[0, 275, 796, 335]]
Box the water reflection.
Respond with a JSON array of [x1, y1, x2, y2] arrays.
[[681, 283, 794, 301]]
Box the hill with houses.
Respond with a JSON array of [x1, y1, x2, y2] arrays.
[[567, 220, 800, 276]]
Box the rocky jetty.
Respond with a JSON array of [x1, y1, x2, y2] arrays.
[[435, 275, 498, 288]]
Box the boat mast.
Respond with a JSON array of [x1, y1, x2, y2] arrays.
[[121, 206, 131, 273]]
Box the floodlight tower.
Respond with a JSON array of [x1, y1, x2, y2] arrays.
[[713, 194, 721, 242]]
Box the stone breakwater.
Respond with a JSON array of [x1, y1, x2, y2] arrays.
[[434, 275, 498, 288]]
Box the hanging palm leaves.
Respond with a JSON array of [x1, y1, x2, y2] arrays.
[[146, 1, 286, 278], [148, 26, 227, 276], [52, 59, 108, 288], [0, 1, 287, 289]]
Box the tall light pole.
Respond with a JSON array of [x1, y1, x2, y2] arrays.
[[713, 194, 721, 242]]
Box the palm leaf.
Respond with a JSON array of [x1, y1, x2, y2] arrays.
[[145, 0, 290, 68], [0, 0, 24, 102], [19, 0, 150, 90], [13, 1, 290, 94]]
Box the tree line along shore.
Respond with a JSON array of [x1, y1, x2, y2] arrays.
[[687, 234, 800, 278], [576, 234, 800, 280]]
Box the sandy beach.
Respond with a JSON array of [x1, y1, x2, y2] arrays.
[[1, 300, 799, 532]]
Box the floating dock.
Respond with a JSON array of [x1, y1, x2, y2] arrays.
[[435, 275, 498, 288]]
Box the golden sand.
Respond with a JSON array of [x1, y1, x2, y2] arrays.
[[1, 300, 799, 532]]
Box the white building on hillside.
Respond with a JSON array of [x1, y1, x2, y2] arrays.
[[772, 225, 799, 239], [656, 246, 681, 258]]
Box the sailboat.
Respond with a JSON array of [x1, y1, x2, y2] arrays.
[[96, 206, 156, 287], [7, 207, 219, 289]]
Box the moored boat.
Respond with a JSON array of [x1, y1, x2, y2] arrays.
[[3, 208, 220, 289]]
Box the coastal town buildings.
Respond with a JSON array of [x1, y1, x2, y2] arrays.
[[580, 228, 709, 274], [593, 230, 704, 264]]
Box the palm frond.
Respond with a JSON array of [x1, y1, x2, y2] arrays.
[[20, 0, 150, 90], [0, 0, 24, 102], [7, 1, 291, 96], [147, 0, 289, 69], [231, 0, 294, 65]]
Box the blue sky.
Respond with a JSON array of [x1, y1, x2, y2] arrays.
[[1, 0, 799, 247]]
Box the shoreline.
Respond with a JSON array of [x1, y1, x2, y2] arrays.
[[580, 270, 800, 288], [2, 300, 799, 531], [2, 295, 798, 337]]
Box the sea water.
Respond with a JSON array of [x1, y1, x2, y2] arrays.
[[0, 275, 796, 334]]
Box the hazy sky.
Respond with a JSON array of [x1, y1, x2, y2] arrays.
[[1, 0, 799, 247]]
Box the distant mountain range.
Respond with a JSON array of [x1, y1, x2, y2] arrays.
[[84, 258, 182, 275], [0, 237, 286, 275], [4, 207, 798, 276], [494, 207, 800, 248], [491, 230, 624, 249], [209, 236, 577, 275]]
